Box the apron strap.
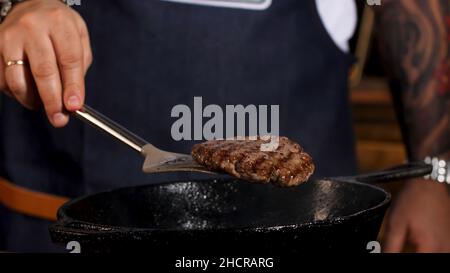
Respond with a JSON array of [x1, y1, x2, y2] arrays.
[[0, 177, 69, 221]]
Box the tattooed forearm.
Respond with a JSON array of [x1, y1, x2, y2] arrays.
[[376, 0, 450, 160]]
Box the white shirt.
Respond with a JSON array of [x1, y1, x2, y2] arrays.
[[316, 0, 357, 52]]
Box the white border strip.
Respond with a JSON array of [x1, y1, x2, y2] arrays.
[[162, 0, 272, 10]]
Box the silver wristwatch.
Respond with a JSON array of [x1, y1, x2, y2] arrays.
[[424, 157, 450, 184]]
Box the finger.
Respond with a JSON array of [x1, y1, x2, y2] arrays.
[[6, 63, 40, 109], [50, 21, 85, 112], [81, 34, 92, 74], [23, 64, 41, 109], [416, 243, 436, 253], [3, 45, 28, 105], [413, 234, 439, 253], [0, 55, 10, 96], [25, 36, 68, 127], [383, 217, 408, 253], [76, 15, 93, 73], [3, 47, 40, 109]]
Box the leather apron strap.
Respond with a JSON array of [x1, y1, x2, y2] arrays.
[[0, 177, 69, 221]]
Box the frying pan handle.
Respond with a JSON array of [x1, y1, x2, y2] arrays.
[[342, 162, 432, 184], [74, 104, 149, 154]]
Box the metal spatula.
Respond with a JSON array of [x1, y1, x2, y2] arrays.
[[74, 105, 215, 174]]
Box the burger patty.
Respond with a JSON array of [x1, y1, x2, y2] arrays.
[[191, 137, 315, 187]]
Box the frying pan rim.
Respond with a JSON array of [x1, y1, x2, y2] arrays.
[[55, 178, 392, 233]]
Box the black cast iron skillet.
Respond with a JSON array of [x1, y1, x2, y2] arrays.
[[49, 163, 431, 254]]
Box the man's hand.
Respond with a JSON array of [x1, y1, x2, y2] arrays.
[[0, 0, 92, 127], [384, 179, 450, 253]]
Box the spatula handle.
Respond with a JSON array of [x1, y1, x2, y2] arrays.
[[74, 104, 148, 154]]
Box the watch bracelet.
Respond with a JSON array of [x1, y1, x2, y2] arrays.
[[424, 156, 450, 184]]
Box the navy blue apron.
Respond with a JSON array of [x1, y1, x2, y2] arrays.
[[0, 0, 356, 251]]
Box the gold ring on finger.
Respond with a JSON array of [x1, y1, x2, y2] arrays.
[[5, 60, 25, 67]]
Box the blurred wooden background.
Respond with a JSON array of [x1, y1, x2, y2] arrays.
[[351, 78, 406, 172]]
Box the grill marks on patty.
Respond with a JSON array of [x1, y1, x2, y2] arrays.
[[191, 137, 315, 187]]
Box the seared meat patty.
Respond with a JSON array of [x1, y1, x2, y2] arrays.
[[191, 137, 315, 187]]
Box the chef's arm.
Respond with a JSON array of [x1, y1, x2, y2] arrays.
[[374, 1, 450, 253], [375, 0, 450, 162]]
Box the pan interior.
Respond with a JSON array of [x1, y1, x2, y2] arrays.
[[62, 179, 388, 230]]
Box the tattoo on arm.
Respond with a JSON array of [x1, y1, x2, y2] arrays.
[[376, 0, 450, 160]]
